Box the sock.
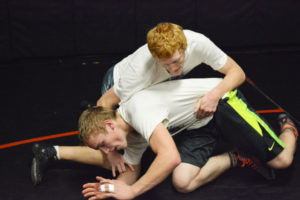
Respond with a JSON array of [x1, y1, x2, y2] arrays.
[[54, 146, 60, 160]]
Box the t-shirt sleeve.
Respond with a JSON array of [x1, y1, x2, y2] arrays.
[[187, 30, 228, 71]]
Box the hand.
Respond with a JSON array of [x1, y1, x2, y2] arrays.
[[194, 93, 219, 119], [107, 151, 134, 177], [82, 176, 136, 200]]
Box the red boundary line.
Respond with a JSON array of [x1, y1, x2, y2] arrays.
[[0, 131, 78, 150], [0, 109, 284, 150], [256, 108, 284, 114]]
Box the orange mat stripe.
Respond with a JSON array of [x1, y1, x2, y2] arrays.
[[256, 108, 284, 114], [0, 131, 78, 149]]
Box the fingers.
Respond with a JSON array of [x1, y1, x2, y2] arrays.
[[96, 176, 107, 182], [112, 163, 126, 177], [83, 183, 98, 189], [194, 99, 201, 113], [83, 190, 114, 200], [125, 162, 135, 171], [194, 98, 216, 119], [88, 196, 96, 200], [82, 187, 97, 194], [117, 162, 126, 173], [82, 188, 99, 199], [82, 178, 117, 200], [196, 109, 212, 118], [95, 193, 114, 200], [96, 177, 114, 185], [196, 109, 214, 119], [83, 191, 96, 197], [111, 165, 116, 177], [112, 162, 129, 177]]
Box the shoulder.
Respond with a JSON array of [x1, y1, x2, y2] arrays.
[[184, 29, 208, 42], [130, 44, 153, 62]]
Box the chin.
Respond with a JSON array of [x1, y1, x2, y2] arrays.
[[173, 71, 182, 76]]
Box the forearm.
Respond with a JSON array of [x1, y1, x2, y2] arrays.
[[117, 165, 141, 185], [97, 86, 120, 108], [130, 152, 180, 197]]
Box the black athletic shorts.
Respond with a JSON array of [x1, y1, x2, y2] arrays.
[[173, 89, 285, 168], [215, 89, 284, 162], [173, 118, 219, 168]]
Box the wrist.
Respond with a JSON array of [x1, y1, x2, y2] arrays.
[[209, 88, 223, 101], [130, 186, 139, 198], [130, 183, 144, 198]]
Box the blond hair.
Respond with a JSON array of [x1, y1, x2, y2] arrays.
[[147, 22, 187, 59], [78, 107, 117, 144]]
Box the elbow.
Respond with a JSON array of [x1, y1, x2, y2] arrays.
[[235, 64, 246, 84], [172, 152, 181, 168], [240, 69, 246, 83], [230, 56, 246, 84], [163, 150, 181, 170]]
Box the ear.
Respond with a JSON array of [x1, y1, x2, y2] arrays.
[[103, 119, 115, 130]]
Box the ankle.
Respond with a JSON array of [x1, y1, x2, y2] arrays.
[[228, 151, 237, 168]]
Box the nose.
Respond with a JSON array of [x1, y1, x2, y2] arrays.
[[169, 64, 182, 74]]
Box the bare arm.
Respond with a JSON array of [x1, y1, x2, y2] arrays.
[[195, 56, 246, 118], [96, 86, 120, 108], [116, 164, 141, 185], [130, 123, 181, 197]]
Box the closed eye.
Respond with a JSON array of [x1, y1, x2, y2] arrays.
[[96, 143, 105, 150]]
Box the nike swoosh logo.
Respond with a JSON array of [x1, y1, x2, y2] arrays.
[[268, 142, 275, 151]]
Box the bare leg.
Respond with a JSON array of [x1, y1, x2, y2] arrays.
[[267, 128, 297, 169], [59, 146, 111, 170], [172, 152, 231, 193]]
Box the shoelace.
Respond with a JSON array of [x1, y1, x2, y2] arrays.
[[239, 157, 259, 172], [281, 119, 298, 140]]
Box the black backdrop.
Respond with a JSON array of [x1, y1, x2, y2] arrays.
[[1, 0, 300, 62]]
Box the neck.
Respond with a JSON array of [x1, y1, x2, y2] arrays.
[[116, 112, 133, 136]]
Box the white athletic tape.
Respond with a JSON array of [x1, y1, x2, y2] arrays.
[[99, 184, 114, 193], [108, 184, 114, 193], [100, 184, 106, 192]]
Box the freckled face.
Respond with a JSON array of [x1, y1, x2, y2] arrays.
[[158, 50, 185, 76]]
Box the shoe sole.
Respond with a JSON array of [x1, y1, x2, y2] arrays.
[[31, 157, 40, 186], [31, 143, 44, 186]]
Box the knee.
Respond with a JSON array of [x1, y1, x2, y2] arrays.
[[172, 174, 205, 193], [271, 153, 293, 169], [172, 174, 192, 193]]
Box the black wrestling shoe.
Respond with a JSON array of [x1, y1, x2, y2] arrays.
[[31, 143, 57, 185], [278, 113, 298, 141], [235, 150, 275, 180]]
